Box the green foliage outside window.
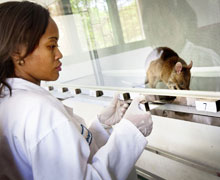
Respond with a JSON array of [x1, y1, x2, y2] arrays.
[[69, 0, 144, 50]]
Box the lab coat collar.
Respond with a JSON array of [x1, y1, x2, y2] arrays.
[[5, 78, 51, 95]]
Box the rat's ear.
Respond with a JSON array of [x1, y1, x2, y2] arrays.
[[175, 62, 182, 74], [187, 61, 193, 69]]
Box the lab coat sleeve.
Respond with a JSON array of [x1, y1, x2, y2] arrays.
[[91, 118, 147, 180], [88, 118, 111, 148], [64, 104, 111, 148], [29, 117, 147, 180]]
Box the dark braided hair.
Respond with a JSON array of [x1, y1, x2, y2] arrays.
[[0, 1, 50, 96]]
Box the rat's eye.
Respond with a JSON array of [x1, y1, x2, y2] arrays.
[[174, 86, 177, 90]]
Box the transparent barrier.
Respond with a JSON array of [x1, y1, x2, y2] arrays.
[[47, 0, 220, 92], [39, 0, 220, 127]]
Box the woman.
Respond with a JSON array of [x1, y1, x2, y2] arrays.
[[0, 1, 153, 180]]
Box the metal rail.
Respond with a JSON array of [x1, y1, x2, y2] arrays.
[[145, 145, 220, 177], [45, 81, 220, 99], [136, 166, 165, 180]]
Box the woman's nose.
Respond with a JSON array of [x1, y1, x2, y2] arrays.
[[56, 48, 63, 60]]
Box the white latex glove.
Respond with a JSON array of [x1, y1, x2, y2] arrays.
[[98, 93, 129, 126], [124, 95, 153, 137]]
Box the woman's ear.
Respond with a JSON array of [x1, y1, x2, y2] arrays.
[[11, 51, 20, 61], [11, 46, 26, 66], [11, 52, 25, 66]]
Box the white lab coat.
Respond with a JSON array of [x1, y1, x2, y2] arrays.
[[0, 78, 147, 180]]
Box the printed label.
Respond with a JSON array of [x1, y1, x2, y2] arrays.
[[80, 124, 92, 145]]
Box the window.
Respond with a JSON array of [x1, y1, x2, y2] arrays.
[[49, 0, 144, 50]]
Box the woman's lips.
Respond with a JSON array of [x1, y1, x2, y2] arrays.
[[56, 63, 62, 71]]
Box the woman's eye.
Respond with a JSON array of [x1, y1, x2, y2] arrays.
[[48, 45, 58, 50], [50, 45, 56, 49]]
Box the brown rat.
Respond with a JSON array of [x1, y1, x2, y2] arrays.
[[145, 47, 193, 90]]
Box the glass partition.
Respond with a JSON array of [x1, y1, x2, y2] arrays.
[[47, 0, 220, 92]]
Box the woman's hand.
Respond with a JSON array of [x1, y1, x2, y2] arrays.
[[98, 93, 129, 126], [124, 95, 153, 137]]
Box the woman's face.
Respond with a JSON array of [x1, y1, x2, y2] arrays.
[[14, 18, 63, 85]]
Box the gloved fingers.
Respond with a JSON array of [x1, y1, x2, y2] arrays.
[[126, 99, 132, 104], [120, 108, 127, 118], [138, 126, 152, 137], [117, 99, 131, 109], [131, 112, 150, 124], [110, 93, 120, 106], [139, 126, 152, 137], [138, 113, 153, 136], [138, 117, 153, 131], [113, 95, 128, 108], [139, 122, 153, 137], [112, 94, 146, 109], [129, 95, 146, 109], [143, 112, 153, 126], [123, 103, 129, 108], [119, 112, 124, 119], [125, 111, 153, 137], [118, 99, 126, 106], [115, 100, 129, 114], [115, 104, 128, 120], [120, 103, 129, 112]]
